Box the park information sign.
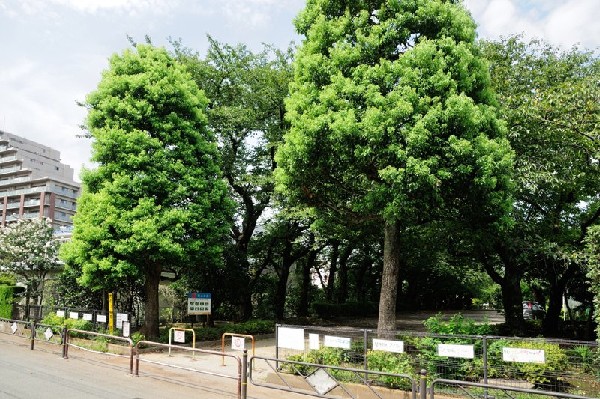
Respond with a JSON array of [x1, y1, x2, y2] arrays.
[[187, 292, 211, 315]]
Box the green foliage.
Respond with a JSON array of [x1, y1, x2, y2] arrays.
[[0, 273, 15, 286], [486, 339, 569, 386], [277, 0, 513, 332], [60, 43, 233, 338], [0, 285, 14, 318], [158, 319, 275, 344], [585, 225, 600, 341], [130, 331, 145, 346], [424, 313, 495, 336], [40, 312, 93, 332], [367, 350, 414, 390]]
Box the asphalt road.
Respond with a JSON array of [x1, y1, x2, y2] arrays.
[[0, 334, 305, 399]]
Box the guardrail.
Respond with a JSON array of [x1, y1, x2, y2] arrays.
[[222, 333, 255, 365], [249, 355, 418, 399], [134, 341, 247, 399], [63, 328, 134, 375]]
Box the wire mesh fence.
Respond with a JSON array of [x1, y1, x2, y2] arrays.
[[275, 324, 600, 398]]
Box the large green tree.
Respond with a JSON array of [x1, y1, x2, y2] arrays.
[[275, 0, 513, 333], [174, 38, 295, 319], [60, 44, 232, 338], [481, 37, 600, 334]]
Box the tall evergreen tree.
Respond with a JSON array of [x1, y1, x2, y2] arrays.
[[60, 44, 232, 338], [276, 0, 513, 333]]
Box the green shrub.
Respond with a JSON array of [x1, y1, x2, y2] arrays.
[[0, 285, 14, 319], [40, 312, 93, 332], [424, 313, 494, 335], [367, 350, 414, 390], [487, 339, 569, 387]]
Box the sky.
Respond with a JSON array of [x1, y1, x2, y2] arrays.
[[1, 0, 598, 182]]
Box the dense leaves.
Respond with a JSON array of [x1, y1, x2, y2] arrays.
[[60, 44, 233, 338], [276, 0, 513, 332]]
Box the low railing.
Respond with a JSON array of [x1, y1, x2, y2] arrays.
[[134, 341, 246, 399]]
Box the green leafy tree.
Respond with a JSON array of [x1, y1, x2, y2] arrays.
[[60, 44, 233, 338], [481, 37, 600, 333], [173, 38, 295, 319], [275, 0, 513, 333], [0, 218, 61, 307], [584, 226, 600, 339]]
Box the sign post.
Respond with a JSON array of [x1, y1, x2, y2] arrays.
[[187, 292, 211, 315], [108, 292, 114, 334]]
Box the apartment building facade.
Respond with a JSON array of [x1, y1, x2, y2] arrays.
[[0, 130, 80, 232]]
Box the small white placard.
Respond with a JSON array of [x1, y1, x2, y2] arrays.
[[97, 314, 107, 323], [11, 322, 17, 334], [438, 344, 475, 359], [324, 335, 351, 349], [309, 333, 320, 350], [174, 330, 185, 343], [56, 310, 65, 318], [69, 312, 79, 319], [277, 327, 305, 350], [122, 321, 130, 338], [373, 338, 404, 353], [83, 313, 93, 321], [44, 328, 53, 341], [116, 313, 128, 329], [503, 347, 545, 363], [307, 368, 338, 395], [232, 336, 245, 351]]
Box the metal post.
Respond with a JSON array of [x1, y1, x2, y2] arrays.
[[275, 324, 279, 370], [241, 349, 248, 399], [420, 369, 427, 399], [30, 320, 35, 350], [62, 326, 68, 359], [482, 336, 489, 399]]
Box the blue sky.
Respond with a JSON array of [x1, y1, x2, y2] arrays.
[[1, 0, 598, 181]]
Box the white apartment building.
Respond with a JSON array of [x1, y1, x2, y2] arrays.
[[0, 130, 80, 232]]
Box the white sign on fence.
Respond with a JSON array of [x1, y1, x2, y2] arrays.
[[373, 338, 405, 353], [97, 314, 107, 323], [69, 312, 79, 319], [232, 336, 245, 351], [174, 330, 185, 343], [56, 310, 65, 318], [116, 313, 128, 329], [83, 313, 93, 321], [277, 327, 305, 350], [324, 335, 351, 349], [502, 347, 545, 363], [437, 344, 475, 359], [309, 333, 320, 350]]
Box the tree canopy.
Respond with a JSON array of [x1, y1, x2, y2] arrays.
[[276, 0, 513, 332], [60, 44, 233, 338]]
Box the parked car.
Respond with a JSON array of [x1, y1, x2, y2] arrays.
[[523, 301, 545, 320]]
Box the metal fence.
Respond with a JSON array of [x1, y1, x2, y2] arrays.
[[275, 324, 600, 398]]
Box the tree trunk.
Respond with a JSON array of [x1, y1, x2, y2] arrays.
[[326, 241, 339, 302], [543, 280, 565, 336], [378, 220, 401, 336], [144, 263, 162, 340], [274, 241, 293, 320], [501, 273, 524, 334], [337, 244, 352, 303], [298, 249, 318, 317]]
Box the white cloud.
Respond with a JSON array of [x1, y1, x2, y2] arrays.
[[1, 0, 177, 16], [465, 0, 599, 51]]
